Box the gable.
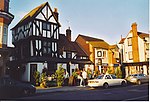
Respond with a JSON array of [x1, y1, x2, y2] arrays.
[[12, 2, 60, 29], [35, 3, 57, 24]]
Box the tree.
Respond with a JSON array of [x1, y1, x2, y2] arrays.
[[106, 67, 114, 74], [55, 64, 65, 87], [115, 67, 122, 78]]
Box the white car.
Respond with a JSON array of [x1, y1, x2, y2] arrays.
[[88, 74, 127, 88]]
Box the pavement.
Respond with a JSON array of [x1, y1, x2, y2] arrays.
[[36, 86, 90, 94]]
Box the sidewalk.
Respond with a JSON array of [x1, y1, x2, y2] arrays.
[[36, 86, 89, 93]]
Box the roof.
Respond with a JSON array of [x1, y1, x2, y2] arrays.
[[89, 41, 109, 49], [138, 32, 149, 39], [109, 44, 118, 49], [77, 34, 104, 42], [77, 34, 110, 49], [119, 38, 125, 44], [71, 42, 88, 57], [12, 2, 61, 29], [58, 34, 88, 57], [119, 32, 149, 44]]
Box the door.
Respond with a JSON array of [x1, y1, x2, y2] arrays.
[[30, 64, 37, 85]]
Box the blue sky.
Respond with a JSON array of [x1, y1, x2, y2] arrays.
[[8, 0, 149, 46]]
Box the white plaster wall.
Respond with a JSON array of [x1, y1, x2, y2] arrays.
[[95, 48, 108, 64], [123, 32, 133, 62], [138, 37, 145, 62]]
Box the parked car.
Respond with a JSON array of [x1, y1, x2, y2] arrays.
[[88, 74, 127, 88], [0, 76, 36, 98], [125, 74, 149, 85]]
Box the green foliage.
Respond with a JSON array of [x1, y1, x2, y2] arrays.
[[40, 72, 47, 83], [106, 67, 114, 74], [115, 67, 122, 78], [72, 71, 78, 78], [87, 68, 92, 79], [55, 64, 65, 87], [33, 71, 40, 86]]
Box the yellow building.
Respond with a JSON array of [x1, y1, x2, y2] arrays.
[[76, 34, 120, 74]]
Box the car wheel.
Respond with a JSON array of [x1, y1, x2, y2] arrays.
[[103, 83, 109, 89], [121, 81, 126, 86], [137, 80, 141, 85]]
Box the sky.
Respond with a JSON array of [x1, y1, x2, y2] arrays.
[[8, 0, 149, 47]]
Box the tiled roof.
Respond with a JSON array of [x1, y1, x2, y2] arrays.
[[58, 34, 88, 57], [12, 2, 60, 29], [109, 44, 118, 49], [71, 42, 88, 57], [78, 34, 104, 41], [89, 41, 109, 49], [119, 38, 125, 44], [138, 32, 149, 39], [77, 34, 109, 49]]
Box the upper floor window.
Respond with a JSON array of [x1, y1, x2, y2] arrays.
[[128, 37, 132, 46], [42, 22, 50, 31], [97, 51, 102, 57], [145, 43, 149, 50], [128, 51, 133, 60], [67, 52, 72, 59]]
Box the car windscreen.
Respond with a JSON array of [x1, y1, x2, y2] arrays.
[[96, 75, 104, 79]]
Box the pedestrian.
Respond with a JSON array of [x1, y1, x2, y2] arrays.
[[82, 68, 87, 87], [64, 69, 69, 86], [76, 68, 83, 86]]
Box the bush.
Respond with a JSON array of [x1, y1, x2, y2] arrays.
[[33, 71, 40, 86], [115, 67, 122, 78], [55, 65, 65, 87]]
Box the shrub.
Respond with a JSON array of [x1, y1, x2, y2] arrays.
[[55, 64, 65, 87], [33, 71, 40, 86]]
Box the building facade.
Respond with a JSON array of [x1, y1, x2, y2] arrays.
[[9, 2, 92, 82], [118, 23, 149, 77], [75, 35, 120, 74], [0, 0, 14, 77]]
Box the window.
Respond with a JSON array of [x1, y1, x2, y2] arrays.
[[128, 37, 132, 46], [103, 51, 106, 57], [97, 51, 102, 57], [128, 51, 133, 60], [42, 22, 47, 30], [145, 43, 149, 50], [3, 27, 7, 44], [43, 41, 51, 54], [111, 75, 117, 79], [105, 75, 111, 79], [67, 52, 72, 59]]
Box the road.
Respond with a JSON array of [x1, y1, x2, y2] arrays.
[[14, 83, 149, 101]]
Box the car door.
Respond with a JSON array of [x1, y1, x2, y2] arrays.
[[110, 75, 120, 85], [105, 75, 115, 86]]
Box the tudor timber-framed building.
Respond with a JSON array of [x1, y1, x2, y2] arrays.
[[9, 2, 92, 82]]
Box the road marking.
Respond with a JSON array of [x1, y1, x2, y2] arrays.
[[123, 95, 149, 101], [128, 89, 148, 92]]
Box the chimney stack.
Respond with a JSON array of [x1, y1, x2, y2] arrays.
[[53, 8, 59, 21], [66, 27, 71, 41], [131, 22, 138, 37]]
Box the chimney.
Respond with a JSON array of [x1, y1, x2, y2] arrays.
[[131, 22, 138, 37], [66, 27, 71, 41], [53, 8, 59, 21]]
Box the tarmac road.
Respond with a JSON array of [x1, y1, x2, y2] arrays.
[[10, 83, 149, 101]]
